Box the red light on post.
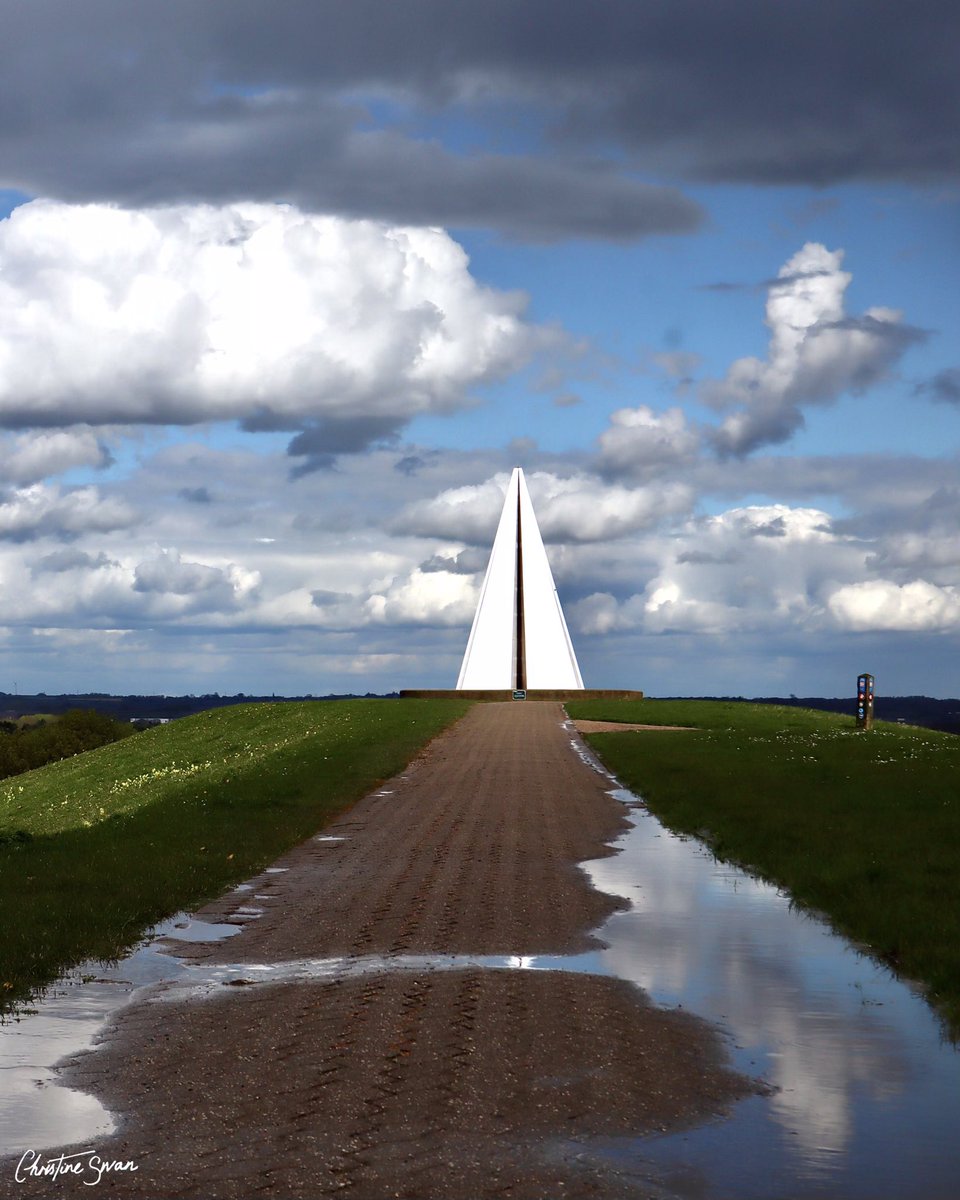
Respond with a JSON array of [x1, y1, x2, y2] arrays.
[[857, 673, 875, 730]]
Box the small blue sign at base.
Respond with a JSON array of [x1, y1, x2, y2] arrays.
[[512, 689, 526, 700]]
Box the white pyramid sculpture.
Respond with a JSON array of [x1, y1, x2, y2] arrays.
[[457, 468, 584, 690]]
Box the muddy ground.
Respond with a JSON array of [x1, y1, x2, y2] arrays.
[[1, 703, 760, 1199]]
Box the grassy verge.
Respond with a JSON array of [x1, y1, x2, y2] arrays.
[[0, 698, 470, 1011], [567, 698, 960, 1032]]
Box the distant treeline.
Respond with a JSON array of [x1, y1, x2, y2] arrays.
[[0, 709, 137, 782], [0, 691, 396, 723], [1, 690, 957, 735], [695, 695, 960, 736]]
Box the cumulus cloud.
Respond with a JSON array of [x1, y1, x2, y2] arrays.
[[364, 568, 477, 627], [134, 551, 229, 596], [596, 406, 700, 479], [570, 585, 737, 637], [392, 471, 693, 545], [703, 244, 926, 456], [845, 488, 960, 580], [0, 200, 541, 432], [2, 430, 958, 696], [867, 532, 960, 576], [0, 429, 110, 484], [532, 476, 693, 543], [571, 591, 644, 636], [132, 550, 261, 617], [390, 475, 510, 544], [570, 504, 861, 638], [0, 483, 136, 542], [828, 580, 960, 631]]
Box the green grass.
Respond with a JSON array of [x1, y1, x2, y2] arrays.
[[567, 698, 960, 1032], [0, 698, 470, 1011]]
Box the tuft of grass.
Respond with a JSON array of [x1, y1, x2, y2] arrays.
[[567, 697, 960, 1033], [0, 699, 470, 1012]]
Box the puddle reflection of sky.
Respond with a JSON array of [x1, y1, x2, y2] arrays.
[[0, 919, 240, 1155], [575, 794, 960, 1198], [3, 768, 960, 1198]]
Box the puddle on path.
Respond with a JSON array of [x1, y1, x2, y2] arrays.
[[568, 792, 960, 1199], [0, 914, 243, 1156], [3, 739, 960, 1197]]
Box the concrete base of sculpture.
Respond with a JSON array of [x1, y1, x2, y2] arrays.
[[400, 689, 645, 701]]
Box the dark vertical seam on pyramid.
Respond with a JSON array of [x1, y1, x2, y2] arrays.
[[515, 484, 526, 691]]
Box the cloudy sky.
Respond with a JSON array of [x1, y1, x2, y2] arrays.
[[1, 0, 958, 698]]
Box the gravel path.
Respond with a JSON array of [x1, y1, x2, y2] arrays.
[[1, 702, 758, 1199]]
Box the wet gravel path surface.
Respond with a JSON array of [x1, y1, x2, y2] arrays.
[[1, 703, 758, 1199]]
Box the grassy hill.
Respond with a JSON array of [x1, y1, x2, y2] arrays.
[[568, 698, 960, 1033], [0, 698, 470, 1011]]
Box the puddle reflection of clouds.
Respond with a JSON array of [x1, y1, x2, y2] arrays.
[[582, 802, 941, 1186]]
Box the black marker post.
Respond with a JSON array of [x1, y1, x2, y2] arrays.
[[856, 672, 875, 730]]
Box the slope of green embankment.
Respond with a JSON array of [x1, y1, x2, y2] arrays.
[[0, 698, 470, 1011], [567, 698, 960, 1033]]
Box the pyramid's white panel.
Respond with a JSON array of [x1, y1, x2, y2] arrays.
[[517, 471, 584, 690], [456, 468, 584, 690], [455, 470, 520, 689]]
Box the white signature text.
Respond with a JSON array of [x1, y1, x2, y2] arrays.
[[15, 1150, 139, 1186]]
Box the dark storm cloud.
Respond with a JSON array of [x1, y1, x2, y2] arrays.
[[915, 367, 960, 406], [676, 549, 741, 566], [178, 486, 213, 504], [747, 517, 788, 538], [31, 548, 116, 575], [311, 589, 351, 607], [394, 451, 442, 477], [690, 451, 960, 512], [834, 486, 960, 539], [0, 2, 700, 240], [1, 0, 954, 241], [545, 0, 960, 185], [287, 417, 404, 477], [419, 548, 489, 575], [699, 270, 834, 294], [133, 551, 232, 596]]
